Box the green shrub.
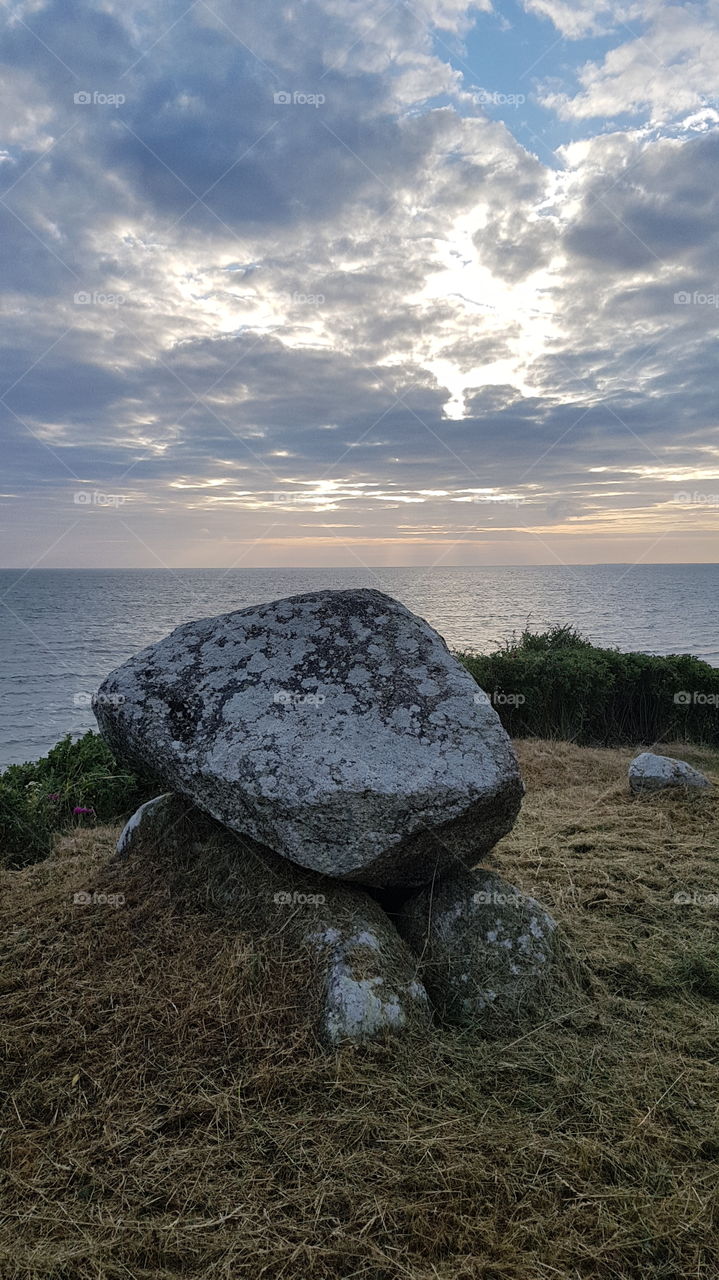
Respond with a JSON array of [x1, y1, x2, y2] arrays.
[[0, 732, 158, 869], [458, 628, 719, 746]]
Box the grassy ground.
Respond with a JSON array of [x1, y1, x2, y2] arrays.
[[2, 739, 719, 1280]]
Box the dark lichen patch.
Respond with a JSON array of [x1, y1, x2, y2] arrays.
[[164, 689, 205, 746]]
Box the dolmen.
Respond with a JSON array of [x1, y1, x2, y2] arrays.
[[94, 589, 563, 1046]]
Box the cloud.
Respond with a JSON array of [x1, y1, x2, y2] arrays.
[[0, 0, 718, 568], [517, 0, 646, 39], [538, 1, 719, 121]]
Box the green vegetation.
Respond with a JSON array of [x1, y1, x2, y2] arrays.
[[0, 731, 156, 868], [458, 625, 719, 746]]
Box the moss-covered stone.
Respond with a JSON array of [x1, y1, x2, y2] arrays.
[[397, 867, 561, 1028]]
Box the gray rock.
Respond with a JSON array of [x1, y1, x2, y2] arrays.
[[117, 793, 431, 1046], [94, 589, 523, 887], [305, 923, 430, 1046], [629, 751, 711, 794], [396, 868, 559, 1027], [116, 793, 174, 857]]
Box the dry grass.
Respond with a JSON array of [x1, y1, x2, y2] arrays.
[[2, 739, 719, 1279]]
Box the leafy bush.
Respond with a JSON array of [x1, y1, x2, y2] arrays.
[[458, 628, 719, 746], [0, 732, 158, 869]]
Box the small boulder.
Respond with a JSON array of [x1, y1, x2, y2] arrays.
[[305, 923, 430, 1046], [396, 867, 559, 1028], [117, 794, 432, 1047], [95, 589, 523, 887], [629, 752, 711, 794], [116, 793, 174, 857]]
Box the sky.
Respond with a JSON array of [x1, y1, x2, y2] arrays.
[[1, 0, 718, 570]]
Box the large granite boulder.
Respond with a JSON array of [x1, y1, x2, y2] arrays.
[[629, 752, 711, 794], [117, 794, 432, 1046], [396, 868, 560, 1028], [94, 589, 522, 887]]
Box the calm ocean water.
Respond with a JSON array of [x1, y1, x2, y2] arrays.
[[0, 564, 717, 769]]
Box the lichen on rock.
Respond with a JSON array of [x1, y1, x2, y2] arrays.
[[629, 752, 711, 794], [396, 867, 560, 1028], [94, 588, 523, 887]]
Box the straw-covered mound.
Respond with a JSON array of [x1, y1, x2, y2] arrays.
[[2, 739, 719, 1280]]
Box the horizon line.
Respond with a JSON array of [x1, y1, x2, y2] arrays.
[[1, 562, 718, 572]]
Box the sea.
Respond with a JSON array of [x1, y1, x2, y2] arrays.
[[0, 564, 717, 770]]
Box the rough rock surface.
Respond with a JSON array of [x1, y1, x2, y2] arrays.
[[396, 868, 559, 1027], [305, 923, 430, 1046], [629, 752, 711, 794], [94, 589, 523, 887], [117, 793, 432, 1046], [116, 793, 174, 857]]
